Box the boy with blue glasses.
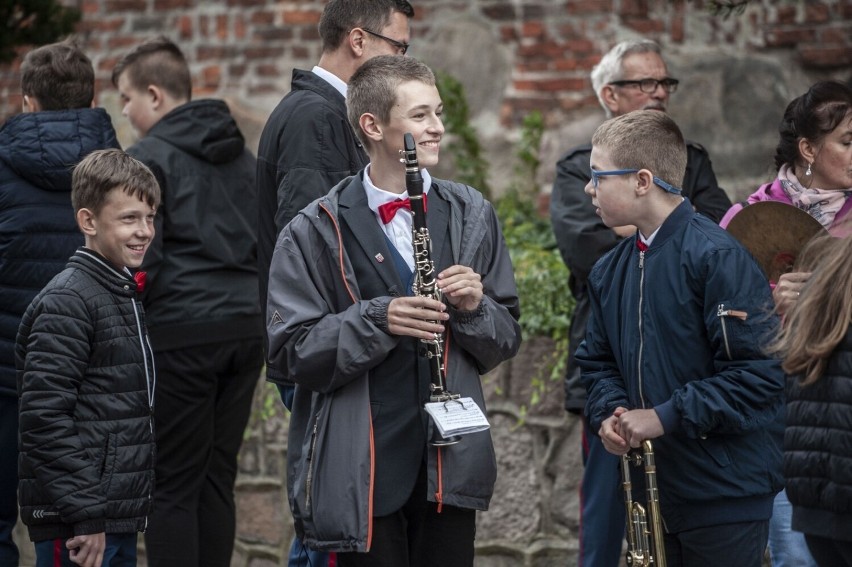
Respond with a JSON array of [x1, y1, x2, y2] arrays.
[[577, 110, 784, 567]]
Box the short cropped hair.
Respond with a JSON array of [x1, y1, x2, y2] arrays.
[[347, 55, 435, 148], [774, 81, 852, 172], [21, 41, 94, 110], [111, 36, 191, 101], [319, 0, 414, 52], [72, 149, 161, 214], [592, 110, 687, 191], [591, 40, 663, 115]]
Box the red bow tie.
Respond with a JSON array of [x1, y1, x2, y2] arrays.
[[377, 194, 427, 224], [636, 238, 648, 252], [133, 271, 147, 293]]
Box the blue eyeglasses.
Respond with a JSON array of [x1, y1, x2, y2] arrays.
[[589, 167, 682, 195]]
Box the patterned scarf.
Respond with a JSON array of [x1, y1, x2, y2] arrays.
[[778, 163, 852, 229]]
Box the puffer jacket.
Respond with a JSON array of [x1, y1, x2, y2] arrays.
[[127, 99, 261, 351], [16, 248, 156, 541], [577, 199, 785, 533], [0, 108, 119, 398], [785, 327, 852, 542], [266, 174, 521, 552]]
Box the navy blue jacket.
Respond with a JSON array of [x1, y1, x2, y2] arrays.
[[576, 199, 784, 532], [0, 108, 119, 398]]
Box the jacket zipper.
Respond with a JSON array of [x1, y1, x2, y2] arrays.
[[131, 296, 155, 528], [305, 416, 319, 515], [717, 304, 747, 360], [637, 250, 647, 408]]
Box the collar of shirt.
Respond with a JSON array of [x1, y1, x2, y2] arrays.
[[639, 225, 662, 248], [363, 165, 432, 273], [312, 65, 347, 98]]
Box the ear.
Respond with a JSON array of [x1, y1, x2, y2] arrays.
[[147, 84, 166, 111], [798, 137, 817, 166], [600, 85, 619, 115], [359, 113, 383, 144], [634, 169, 654, 196], [348, 28, 368, 58], [77, 208, 97, 236], [22, 95, 41, 113]]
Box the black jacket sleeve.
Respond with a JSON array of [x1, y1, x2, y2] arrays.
[[683, 142, 732, 223]]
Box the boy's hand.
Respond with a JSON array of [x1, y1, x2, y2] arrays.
[[67, 532, 105, 567], [436, 265, 483, 312], [599, 406, 630, 455], [617, 409, 664, 448], [387, 296, 448, 340], [773, 271, 811, 315]]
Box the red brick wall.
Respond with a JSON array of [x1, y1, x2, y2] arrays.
[[1, 0, 850, 127]]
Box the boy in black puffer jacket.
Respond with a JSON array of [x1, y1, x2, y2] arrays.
[[16, 149, 160, 567]]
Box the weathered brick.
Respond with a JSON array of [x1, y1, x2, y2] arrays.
[[105, 0, 147, 12], [618, 0, 649, 18], [250, 11, 274, 25], [244, 46, 285, 59], [283, 9, 321, 25], [518, 61, 550, 72], [804, 2, 831, 23], [197, 45, 239, 60], [81, 1, 100, 14], [798, 44, 852, 68], [253, 27, 293, 41], [522, 21, 546, 39], [764, 26, 818, 48], [108, 36, 143, 49], [97, 56, 121, 72], [77, 18, 125, 32], [483, 3, 516, 21], [671, 1, 685, 43], [300, 26, 320, 41], [234, 14, 246, 39], [774, 4, 797, 25], [819, 26, 852, 44], [522, 4, 545, 19], [292, 45, 310, 59], [226, 0, 265, 6], [514, 77, 586, 92], [565, 0, 611, 15], [153, 0, 192, 9], [216, 14, 228, 39], [255, 63, 278, 77], [131, 15, 166, 32], [229, 64, 247, 78], [624, 18, 665, 35], [500, 25, 518, 41], [201, 65, 221, 87], [177, 14, 192, 39], [518, 40, 566, 58]]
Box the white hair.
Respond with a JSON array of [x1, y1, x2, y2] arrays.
[[591, 39, 663, 117]]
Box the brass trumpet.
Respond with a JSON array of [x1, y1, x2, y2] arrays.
[[621, 440, 666, 567]]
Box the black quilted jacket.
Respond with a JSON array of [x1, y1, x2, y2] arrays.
[[16, 248, 156, 541], [785, 327, 852, 542]]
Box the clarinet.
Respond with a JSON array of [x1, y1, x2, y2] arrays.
[[402, 132, 461, 447]]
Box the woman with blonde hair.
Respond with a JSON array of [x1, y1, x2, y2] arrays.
[[774, 234, 852, 566]]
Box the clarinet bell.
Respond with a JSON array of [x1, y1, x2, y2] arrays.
[[428, 425, 461, 447]]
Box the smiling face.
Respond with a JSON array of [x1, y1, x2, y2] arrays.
[[585, 145, 640, 228], [79, 186, 156, 270], [373, 79, 444, 170]]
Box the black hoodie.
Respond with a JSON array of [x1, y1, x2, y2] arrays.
[[127, 99, 262, 350]]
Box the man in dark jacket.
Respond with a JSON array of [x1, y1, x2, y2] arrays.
[[0, 41, 119, 567], [549, 39, 732, 567], [113, 37, 262, 567], [17, 148, 160, 567]]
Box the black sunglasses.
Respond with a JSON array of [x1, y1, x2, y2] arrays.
[[362, 28, 409, 55]]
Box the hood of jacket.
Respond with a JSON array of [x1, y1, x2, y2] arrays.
[[0, 107, 119, 192], [145, 99, 245, 164]]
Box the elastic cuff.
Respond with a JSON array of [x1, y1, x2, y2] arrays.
[[365, 297, 393, 334], [448, 301, 485, 323], [74, 519, 106, 536], [654, 400, 680, 434]]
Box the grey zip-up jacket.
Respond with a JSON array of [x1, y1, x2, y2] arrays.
[[267, 174, 521, 552]]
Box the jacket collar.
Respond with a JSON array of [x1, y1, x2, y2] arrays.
[[642, 198, 695, 251], [69, 248, 138, 295]]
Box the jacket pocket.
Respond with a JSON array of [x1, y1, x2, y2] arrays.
[[716, 303, 751, 360], [304, 414, 320, 517], [100, 432, 118, 498]]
